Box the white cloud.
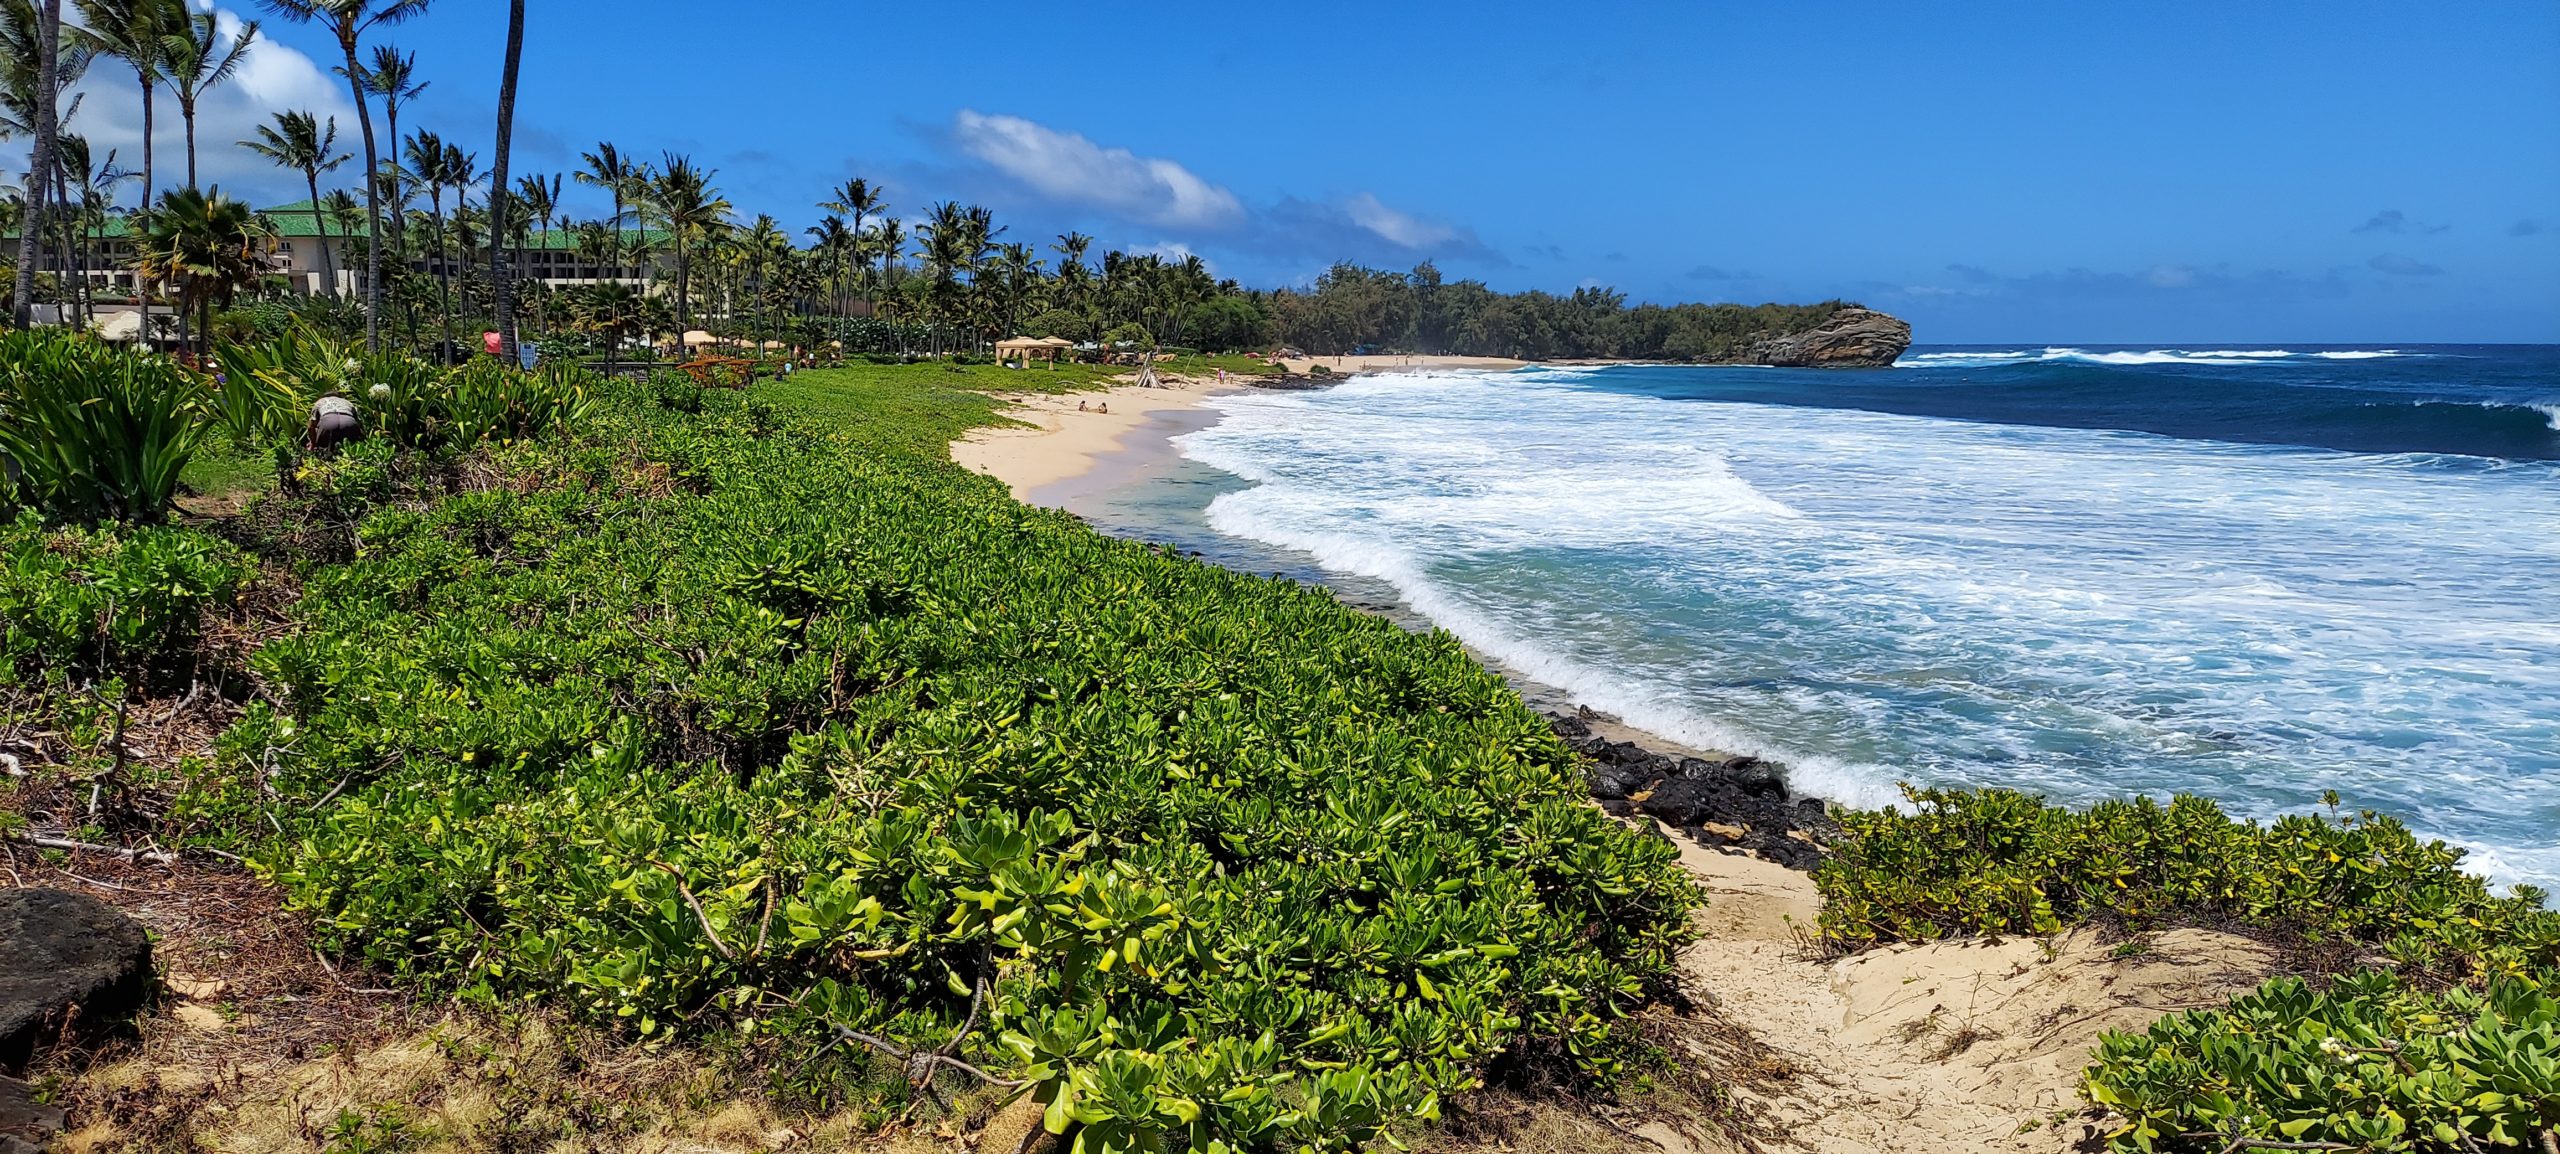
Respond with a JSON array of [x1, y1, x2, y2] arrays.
[[1132, 240, 1215, 273], [952, 110, 1242, 230], [58, 6, 360, 206], [1342, 192, 1455, 249]]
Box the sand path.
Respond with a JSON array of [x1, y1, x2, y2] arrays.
[[1662, 830, 2274, 1152]]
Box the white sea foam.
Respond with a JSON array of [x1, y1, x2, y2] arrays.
[[1898, 347, 2414, 369], [2538, 404, 2560, 432], [1173, 369, 2560, 891]]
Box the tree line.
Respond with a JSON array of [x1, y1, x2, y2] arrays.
[[1, 0, 1854, 364]]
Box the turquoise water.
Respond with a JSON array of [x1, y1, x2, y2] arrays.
[[1071, 348, 2560, 891]]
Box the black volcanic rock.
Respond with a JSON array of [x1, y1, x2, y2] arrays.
[[1550, 711, 1836, 869], [0, 888, 153, 1071], [1749, 307, 1912, 368]]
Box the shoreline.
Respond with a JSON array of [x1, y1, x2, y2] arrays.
[[947, 361, 1840, 863], [940, 364, 2265, 1152]]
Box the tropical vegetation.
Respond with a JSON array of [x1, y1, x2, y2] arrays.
[[2, 332, 1699, 1152], [1816, 786, 2559, 1151]]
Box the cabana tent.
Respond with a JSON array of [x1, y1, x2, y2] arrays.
[[994, 335, 1075, 368]]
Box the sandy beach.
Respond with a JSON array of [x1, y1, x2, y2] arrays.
[[953, 355, 1529, 505], [950, 372, 1242, 503]]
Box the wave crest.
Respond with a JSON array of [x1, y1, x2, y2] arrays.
[[1899, 347, 2412, 369]]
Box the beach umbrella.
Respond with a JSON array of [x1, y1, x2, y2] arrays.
[[683, 330, 717, 347]]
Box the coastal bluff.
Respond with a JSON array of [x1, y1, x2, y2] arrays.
[[1748, 306, 1912, 367]]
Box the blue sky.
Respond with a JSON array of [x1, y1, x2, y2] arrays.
[[59, 0, 2560, 342]]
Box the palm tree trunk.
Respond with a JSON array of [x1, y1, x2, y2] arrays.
[[183, 100, 199, 190], [307, 171, 335, 298], [340, 41, 383, 353], [486, 0, 525, 362], [430, 196, 452, 363], [10, 0, 62, 328], [138, 78, 154, 218]]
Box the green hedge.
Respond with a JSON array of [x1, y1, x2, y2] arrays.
[[2088, 973, 2558, 1152], [193, 382, 1700, 1152], [1, 512, 248, 682]]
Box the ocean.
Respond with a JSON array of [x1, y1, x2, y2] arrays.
[[1068, 346, 2560, 892]]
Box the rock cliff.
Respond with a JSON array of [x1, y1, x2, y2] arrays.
[[1748, 306, 1912, 368]]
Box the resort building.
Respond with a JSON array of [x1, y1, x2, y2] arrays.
[[255, 200, 669, 296], [11, 201, 668, 298]]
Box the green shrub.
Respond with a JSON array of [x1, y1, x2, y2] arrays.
[[0, 512, 248, 680], [0, 331, 212, 523], [214, 384, 1701, 1152], [209, 325, 359, 444], [649, 369, 706, 413], [1815, 786, 2559, 983], [2086, 971, 2559, 1152]]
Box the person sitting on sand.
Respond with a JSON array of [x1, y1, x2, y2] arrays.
[[1097, 401, 1109, 414], [1078, 400, 1089, 411]]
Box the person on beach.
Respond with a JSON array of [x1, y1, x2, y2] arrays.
[[1097, 401, 1109, 414], [1079, 400, 1089, 411]]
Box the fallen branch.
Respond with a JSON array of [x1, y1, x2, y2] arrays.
[[5, 833, 176, 866], [834, 1024, 1026, 1089], [647, 859, 736, 959], [309, 947, 398, 996]]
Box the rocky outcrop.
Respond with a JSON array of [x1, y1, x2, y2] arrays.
[[1748, 307, 1912, 368], [1549, 711, 1835, 868], [0, 888, 153, 1071]]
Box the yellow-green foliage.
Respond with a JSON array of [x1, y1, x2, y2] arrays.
[[0, 513, 248, 679], [1816, 785, 2558, 984], [195, 376, 1700, 1153], [2087, 973, 2558, 1152]]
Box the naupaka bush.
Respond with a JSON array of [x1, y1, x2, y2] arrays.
[[202, 380, 1700, 1152]]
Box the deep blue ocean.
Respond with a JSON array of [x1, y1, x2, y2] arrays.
[[1075, 346, 2560, 891]]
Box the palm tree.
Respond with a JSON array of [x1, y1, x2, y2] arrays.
[[159, 9, 257, 192], [258, 0, 432, 353], [575, 280, 642, 377], [403, 129, 469, 360], [1053, 231, 1094, 341], [574, 142, 638, 273], [805, 215, 848, 317], [72, 0, 180, 221], [871, 216, 904, 347], [818, 176, 882, 289], [54, 135, 133, 324], [991, 241, 1040, 338], [240, 109, 348, 297], [132, 185, 263, 352], [485, 0, 523, 359], [648, 153, 728, 345], [512, 171, 557, 326], [740, 213, 785, 340], [6, 0, 69, 326]]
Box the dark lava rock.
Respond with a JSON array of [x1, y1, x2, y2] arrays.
[[0, 1075, 64, 1154], [1748, 307, 1913, 368], [0, 888, 153, 1071], [1549, 711, 1837, 870]]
